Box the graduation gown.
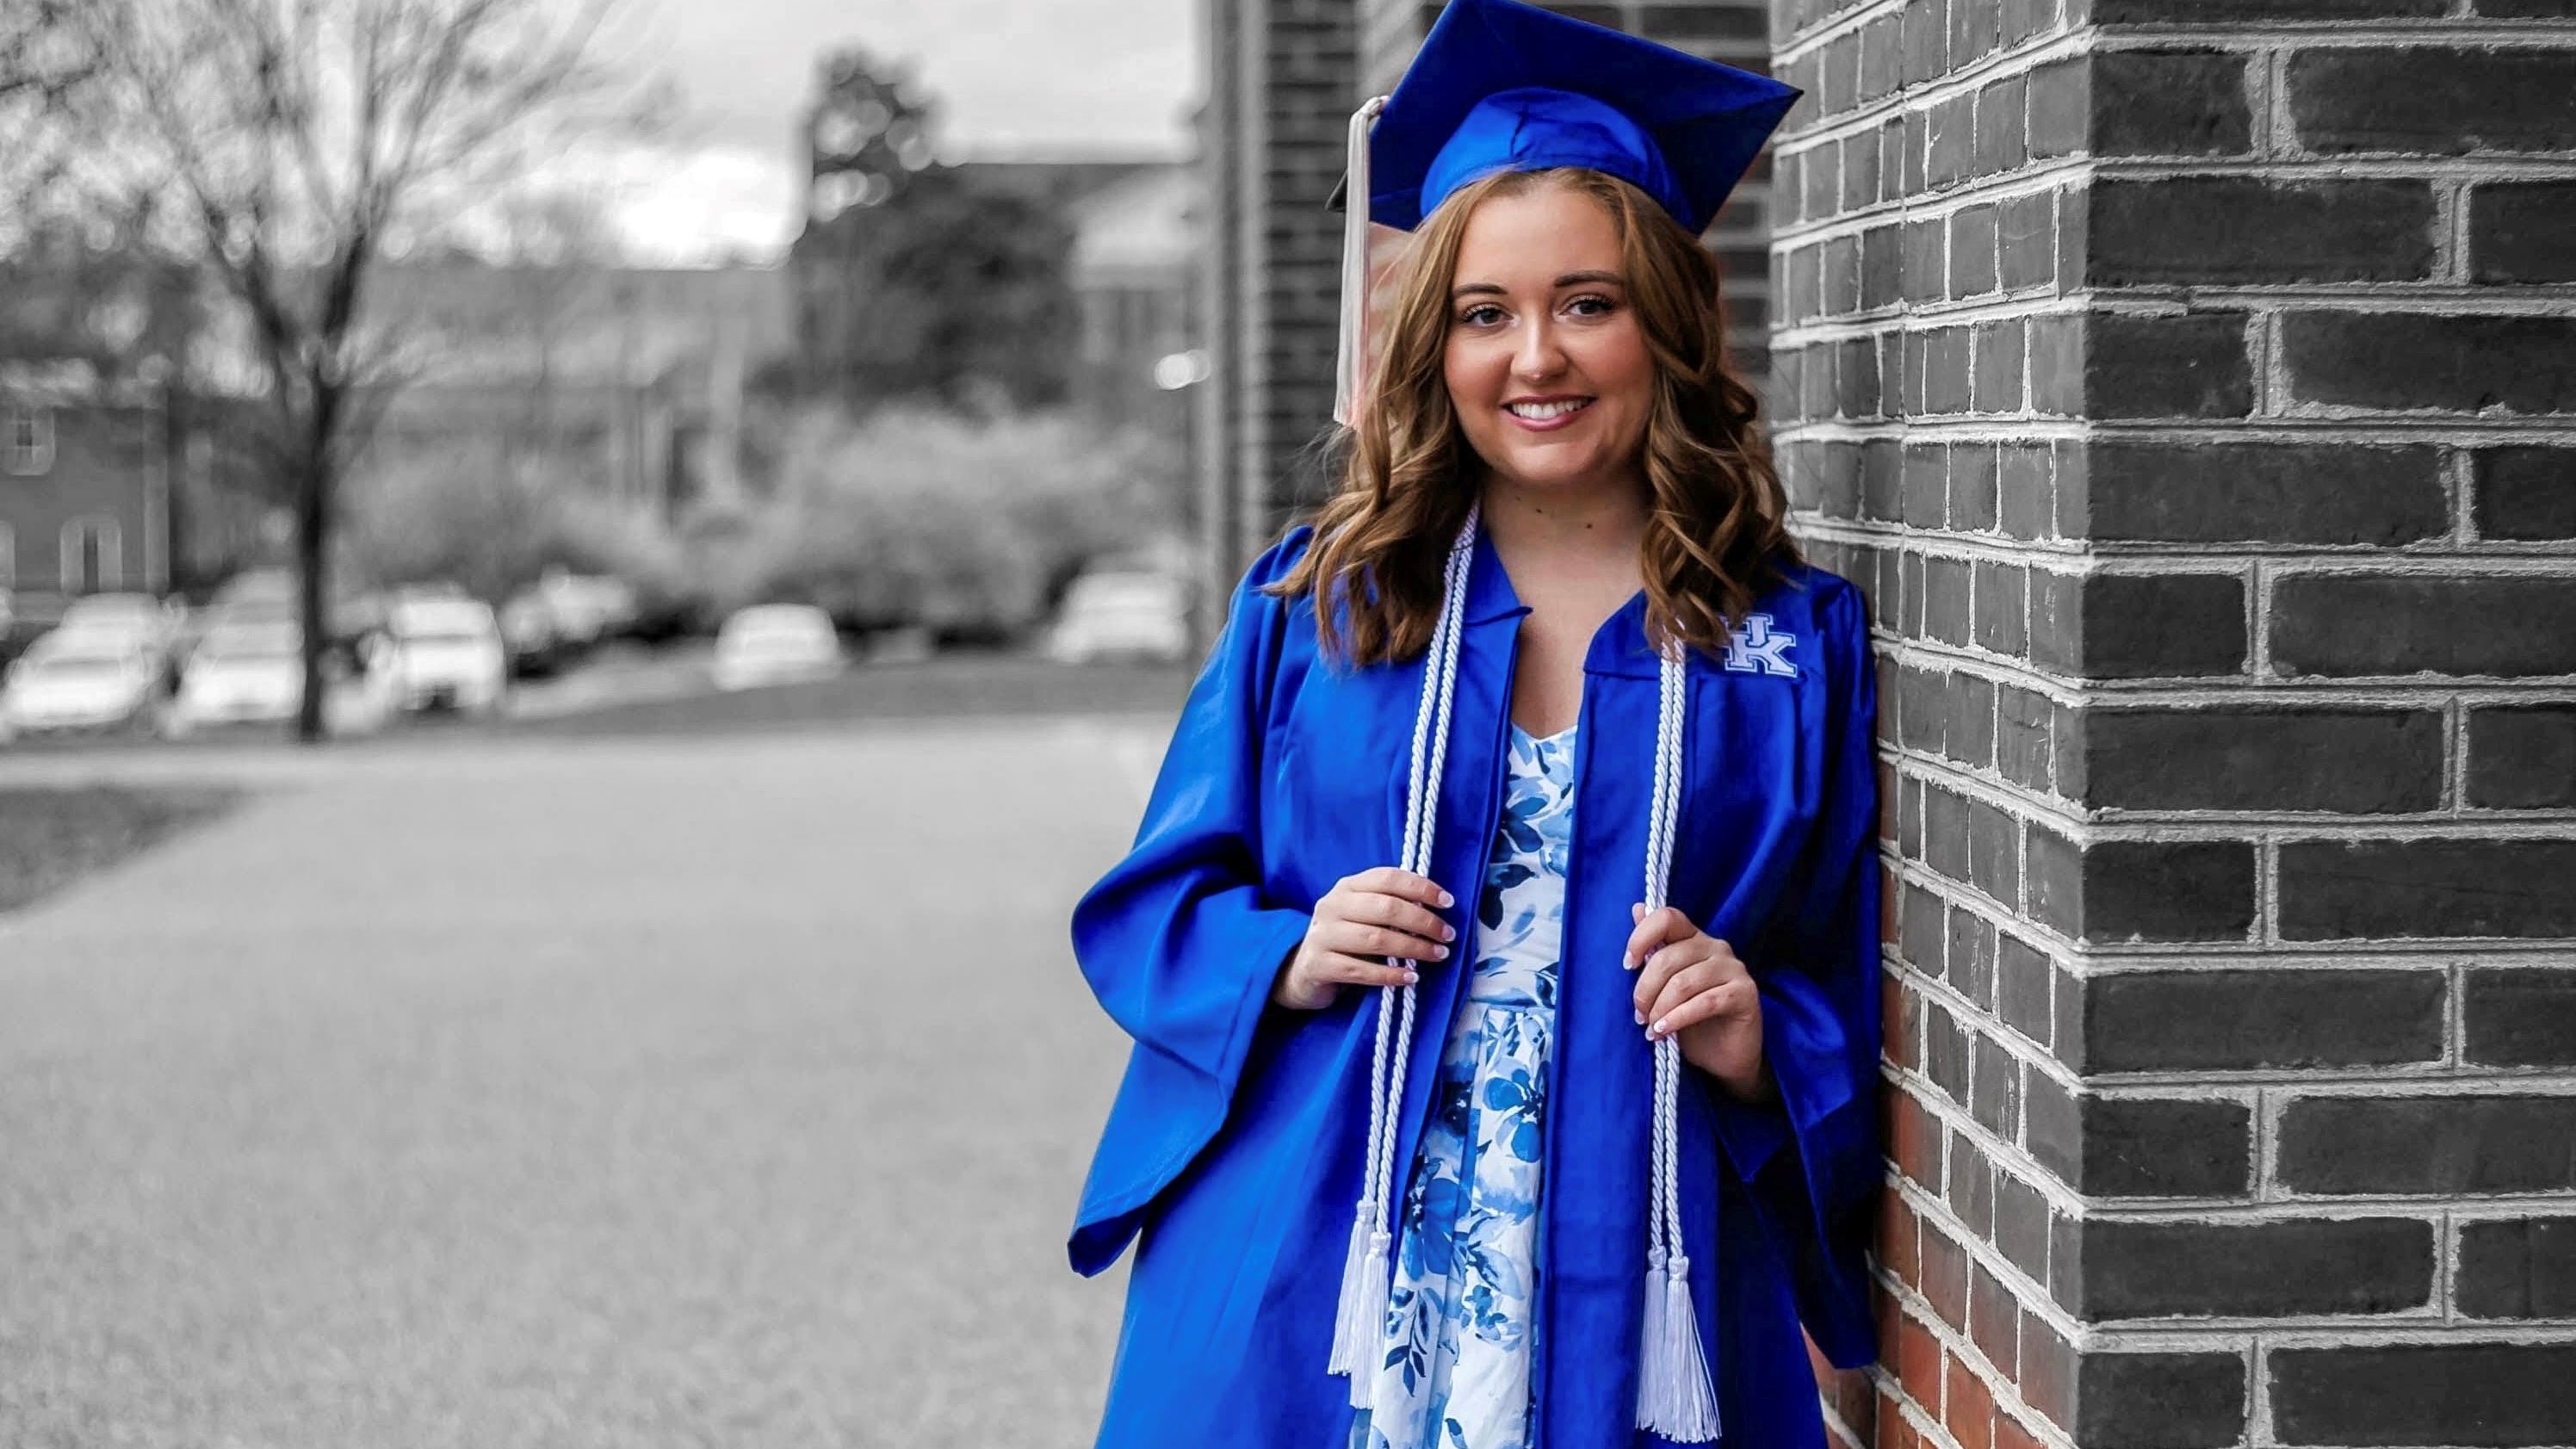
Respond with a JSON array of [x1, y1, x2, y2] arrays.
[[1069, 522, 1882, 1449]]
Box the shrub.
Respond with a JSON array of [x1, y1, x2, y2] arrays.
[[728, 406, 1186, 640]]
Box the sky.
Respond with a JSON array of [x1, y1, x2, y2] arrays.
[[588, 0, 1201, 263]]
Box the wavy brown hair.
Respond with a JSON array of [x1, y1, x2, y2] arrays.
[[1268, 166, 1798, 667]]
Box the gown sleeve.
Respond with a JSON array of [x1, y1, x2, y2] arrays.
[[1706, 575, 1886, 1369], [1066, 529, 1318, 1277]]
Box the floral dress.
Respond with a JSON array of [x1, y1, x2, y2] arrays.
[[1356, 721, 1577, 1449]]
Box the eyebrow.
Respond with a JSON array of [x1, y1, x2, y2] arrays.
[[1449, 269, 1626, 299]]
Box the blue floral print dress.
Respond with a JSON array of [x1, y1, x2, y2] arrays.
[[1356, 721, 1577, 1449]]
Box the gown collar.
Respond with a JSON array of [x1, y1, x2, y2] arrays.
[[1461, 520, 1669, 680]]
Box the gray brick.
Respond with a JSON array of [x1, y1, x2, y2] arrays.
[[2080, 707, 2446, 814], [2084, 969, 2448, 1073], [2286, 312, 2576, 415], [2457, 1217, 2576, 1320], [2089, 178, 2436, 285], [2079, 1217, 2433, 1320], [2274, 1343, 2576, 1448], [2471, 180, 2576, 283], [2467, 706, 2576, 809], [2028, 832, 2256, 943], [2083, 442, 2446, 546], [2473, 447, 2576, 542], [2027, 1087, 2251, 1198], [2282, 1095, 2576, 1194], [2290, 47, 2576, 156], [2281, 839, 2576, 940], [2272, 575, 2576, 678], [2078, 1353, 2250, 1449], [2463, 969, 2576, 1068], [2091, 50, 2253, 157], [2087, 313, 2252, 419]]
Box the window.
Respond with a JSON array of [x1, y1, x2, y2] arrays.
[[60, 517, 121, 593], [5, 406, 54, 476]]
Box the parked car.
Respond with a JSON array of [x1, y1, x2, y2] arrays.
[[1044, 571, 1192, 665], [55, 592, 185, 650], [712, 604, 844, 692], [164, 619, 399, 737], [0, 636, 166, 736], [498, 586, 568, 678], [389, 597, 507, 715], [536, 568, 639, 648]]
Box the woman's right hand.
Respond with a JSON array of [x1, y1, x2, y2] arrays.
[[1273, 867, 1458, 1010]]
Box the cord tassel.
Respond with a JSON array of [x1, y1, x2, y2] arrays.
[[1643, 1252, 1721, 1442], [1635, 647, 1721, 1441], [1329, 504, 1479, 1407]]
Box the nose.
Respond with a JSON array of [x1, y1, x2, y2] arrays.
[[1512, 313, 1567, 383]]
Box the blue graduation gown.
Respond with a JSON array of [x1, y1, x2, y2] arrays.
[[1069, 522, 1882, 1449]]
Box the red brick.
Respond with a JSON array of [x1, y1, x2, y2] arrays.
[[1898, 1306, 1945, 1408], [1890, 1087, 1941, 1188], [1945, 1354, 1999, 1449], [1878, 1389, 1922, 1449], [1886, 972, 1920, 1072], [1880, 1193, 1923, 1287], [1967, 1260, 2021, 1372], [1995, 1412, 2047, 1449], [2019, 1312, 2077, 1430], [1922, 1222, 1970, 1331]]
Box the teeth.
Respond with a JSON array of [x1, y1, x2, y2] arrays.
[[1508, 399, 1589, 420]]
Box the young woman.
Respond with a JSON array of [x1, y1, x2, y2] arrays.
[[1068, 4, 1881, 1446]]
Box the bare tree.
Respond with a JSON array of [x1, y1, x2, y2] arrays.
[[43, 0, 630, 740]]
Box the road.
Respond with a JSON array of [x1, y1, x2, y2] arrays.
[[0, 715, 1178, 1447]]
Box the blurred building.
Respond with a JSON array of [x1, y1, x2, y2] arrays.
[[0, 368, 173, 610], [354, 259, 793, 517], [1065, 163, 1197, 430]]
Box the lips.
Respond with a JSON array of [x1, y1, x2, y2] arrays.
[[1504, 396, 1593, 430]]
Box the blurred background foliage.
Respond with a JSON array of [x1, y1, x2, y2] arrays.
[[347, 405, 1186, 643]]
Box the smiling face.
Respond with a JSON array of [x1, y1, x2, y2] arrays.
[[1440, 178, 1658, 499]]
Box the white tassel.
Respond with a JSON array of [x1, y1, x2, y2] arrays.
[[1635, 648, 1722, 1441], [1334, 96, 1389, 426], [1328, 1211, 1384, 1377], [1643, 1254, 1721, 1443], [1328, 505, 1479, 1405], [1633, 1244, 1671, 1427]]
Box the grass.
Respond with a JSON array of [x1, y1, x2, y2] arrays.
[[0, 785, 242, 914]]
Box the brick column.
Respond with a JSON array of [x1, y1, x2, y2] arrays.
[[1772, 1, 2576, 1447], [1196, 0, 1359, 593]]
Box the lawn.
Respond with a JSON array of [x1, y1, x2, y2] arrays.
[[0, 785, 241, 914]]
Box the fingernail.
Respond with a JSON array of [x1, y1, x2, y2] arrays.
[[1433, 944, 1448, 958], [1623, 953, 1637, 970], [1403, 969, 1420, 984], [1437, 889, 1454, 907], [1650, 1018, 1669, 1038], [1440, 923, 1456, 942], [1634, 1009, 1646, 1025]]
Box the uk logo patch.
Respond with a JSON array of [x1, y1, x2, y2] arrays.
[[1723, 613, 1799, 678]]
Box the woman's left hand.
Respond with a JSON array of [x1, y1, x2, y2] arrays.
[[1626, 903, 1774, 1104]]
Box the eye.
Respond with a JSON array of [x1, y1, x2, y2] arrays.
[[1564, 293, 1618, 318], [1456, 303, 1507, 328]]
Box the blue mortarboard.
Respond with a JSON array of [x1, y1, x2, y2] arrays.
[[1332, 0, 1800, 420]]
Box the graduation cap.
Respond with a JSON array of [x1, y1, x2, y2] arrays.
[[1331, 0, 1801, 421]]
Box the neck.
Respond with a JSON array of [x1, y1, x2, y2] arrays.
[[1478, 468, 1652, 578]]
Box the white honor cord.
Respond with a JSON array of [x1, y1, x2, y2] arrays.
[[1329, 501, 1481, 1401], [1333, 96, 1388, 428], [1636, 644, 1719, 1441]]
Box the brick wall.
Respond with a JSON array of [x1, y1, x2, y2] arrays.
[[1196, 0, 1359, 596], [1769, 0, 2576, 1446]]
